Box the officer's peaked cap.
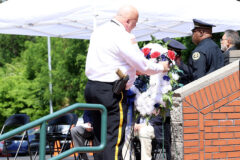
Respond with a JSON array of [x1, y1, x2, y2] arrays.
[[162, 37, 186, 50], [193, 19, 216, 30]]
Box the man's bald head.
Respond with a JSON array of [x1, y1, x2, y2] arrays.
[[115, 5, 139, 33], [116, 5, 138, 20]]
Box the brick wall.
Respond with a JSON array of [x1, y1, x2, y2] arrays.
[[183, 71, 240, 160], [172, 60, 240, 160]]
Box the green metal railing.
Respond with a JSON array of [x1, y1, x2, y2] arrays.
[[0, 103, 107, 160]]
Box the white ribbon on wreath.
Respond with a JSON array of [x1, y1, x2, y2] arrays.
[[130, 42, 180, 117]]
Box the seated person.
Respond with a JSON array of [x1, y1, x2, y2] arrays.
[[71, 110, 93, 160]]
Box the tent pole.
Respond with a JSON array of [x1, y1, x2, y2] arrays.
[[47, 36, 53, 114], [93, 14, 97, 30], [93, 0, 97, 30]]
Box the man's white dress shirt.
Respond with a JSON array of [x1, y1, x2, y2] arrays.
[[85, 19, 164, 89]]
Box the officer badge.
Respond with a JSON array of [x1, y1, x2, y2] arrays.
[[192, 52, 200, 60]]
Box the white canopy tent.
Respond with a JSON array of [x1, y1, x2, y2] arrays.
[[0, 0, 240, 41], [1, 0, 240, 113]]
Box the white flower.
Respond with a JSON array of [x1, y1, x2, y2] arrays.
[[130, 85, 140, 95], [172, 73, 179, 80], [152, 93, 162, 104], [142, 43, 154, 49], [161, 85, 172, 94], [151, 43, 168, 54], [161, 79, 170, 86], [132, 42, 180, 119]]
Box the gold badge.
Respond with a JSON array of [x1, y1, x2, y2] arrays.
[[192, 52, 200, 60]]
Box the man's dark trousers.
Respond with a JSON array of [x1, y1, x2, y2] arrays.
[[84, 80, 128, 160]]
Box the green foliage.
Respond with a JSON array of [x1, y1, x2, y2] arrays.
[[0, 35, 89, 125], [0, 34, 35, 66], [150, 35, 168, 47], [0, 60, 48, 124], [49, 38, 89, 107]]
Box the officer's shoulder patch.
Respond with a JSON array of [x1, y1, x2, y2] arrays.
[[192, 52, 200, 60]]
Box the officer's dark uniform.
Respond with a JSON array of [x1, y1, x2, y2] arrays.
[[179, 19, 224, 85], [163, 37, 187, 88], [149, 116, 171, 160], [223, 46, 238, 65]]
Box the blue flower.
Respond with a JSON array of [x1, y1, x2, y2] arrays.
[[134, 75, 149, 93], [161, 54, 167, 61], [146, 54, 151, 59], [154, 103, 160, 108], [163, 75, 170, 81]]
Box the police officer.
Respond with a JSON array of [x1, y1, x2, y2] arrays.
[[85, 5, 170, 160], [177, 19, 224, 85], [163, 37, 187, 87], [163, 37, 187, 56], [162, 37, 186, 159]]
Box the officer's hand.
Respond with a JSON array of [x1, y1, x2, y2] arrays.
[[160, 61, 170, 72]]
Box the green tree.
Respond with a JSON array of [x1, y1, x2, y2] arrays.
[[0, 36, 89, 124], [49, 38, 89, 108], [0, 34, 35, 66], [21, 37, 89, 113], [0, 59, 48, 124]]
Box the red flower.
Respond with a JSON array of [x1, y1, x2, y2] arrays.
[[167, 50, 176, 60], [142, 48, 151, 56], [150, 51, 161, 58]]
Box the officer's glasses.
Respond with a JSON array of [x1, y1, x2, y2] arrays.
[[220, 38, 228, 42]]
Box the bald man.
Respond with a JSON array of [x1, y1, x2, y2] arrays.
[[85, 5, 170, 160]]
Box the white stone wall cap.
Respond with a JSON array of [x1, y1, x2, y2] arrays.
[[174, 60, 240, 99]]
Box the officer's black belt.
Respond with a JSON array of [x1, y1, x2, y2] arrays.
[[88, 79, 114, 85]]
